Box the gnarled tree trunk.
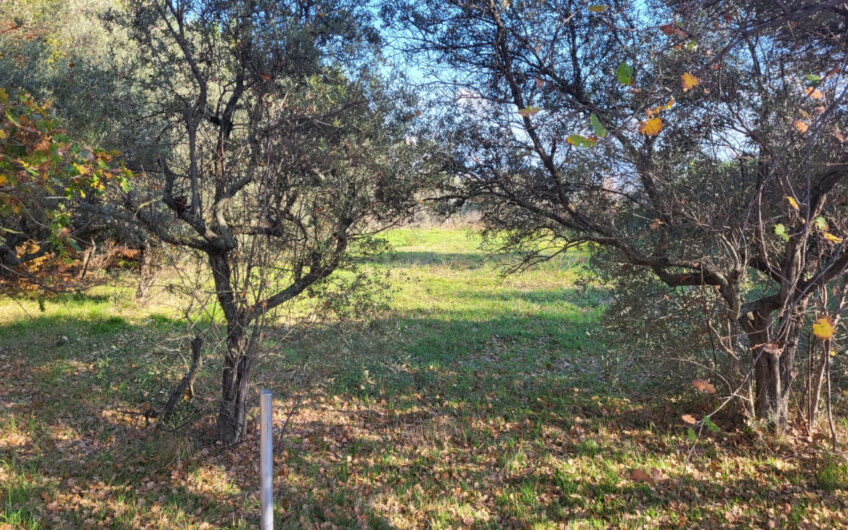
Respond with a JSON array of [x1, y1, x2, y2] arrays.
[[218, 345, 253, 445], [747, 307, 806, 434], [209, 251, 257, 446]]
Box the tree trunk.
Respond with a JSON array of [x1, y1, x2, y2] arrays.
[[754, 351, 790, 432], [218, 349, 253, 445], [748, 309, 804, 434], [208, 250, 257, 445]]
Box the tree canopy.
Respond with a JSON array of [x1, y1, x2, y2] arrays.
[[385, 0, 848, 432]]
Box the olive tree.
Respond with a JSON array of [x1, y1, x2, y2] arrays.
[[386, 0, 848, 432], [115, 0, 432, 445]]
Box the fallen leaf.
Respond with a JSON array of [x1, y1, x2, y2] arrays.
[[804, 87, 824, 100], [793, 120, 809, 133], [681, 414, 696, 425], [692, 379, 716, 394], [630, 468, 654, 484], [784, 195, 799, 211]]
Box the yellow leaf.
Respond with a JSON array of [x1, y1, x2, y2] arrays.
[[793, 120, 809, 133], [638, 117, 663, 136], [588, 4, 608, 12], [0, 88, 7, 104], [784, 195, 799, 211], [813, 316, 835, 340], [824, 232, 843, 244], [0, 174, 7, 186], [681, 72, 700, 92], [73, 162, 90, 176], [0, 129, 7, 139]]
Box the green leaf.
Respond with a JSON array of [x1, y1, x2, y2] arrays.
[[616, 62, 632, 85], [518, 106, 541, 117], [805, 73, 823, 87], [566, 134, 597, 148], [774, 223, 789, 241], [703, 416, 720, 433], [687, 427, 696, 441], [590, 113, 607, 137], [814, 216, 828, 230]]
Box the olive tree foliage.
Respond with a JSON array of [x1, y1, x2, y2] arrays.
[[0, 0, 139, 146], [0, 90, 131, 283], [0, 0, 160, 291], [385, 0, 848, 433], [110, 0, 434, 445]]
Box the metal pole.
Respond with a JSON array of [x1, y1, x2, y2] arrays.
[[260, 389, 273, 530]]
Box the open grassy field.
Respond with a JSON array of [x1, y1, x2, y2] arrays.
[[2, 226, 847, 528]]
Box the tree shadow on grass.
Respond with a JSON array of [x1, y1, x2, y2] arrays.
[[0, 301, 842, 528]]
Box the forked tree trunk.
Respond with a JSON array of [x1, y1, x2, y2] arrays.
[[218, 349, 253, 445], [748, 309, 804, 434]]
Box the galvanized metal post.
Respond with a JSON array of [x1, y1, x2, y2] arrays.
[[260, 390, 273, 530]]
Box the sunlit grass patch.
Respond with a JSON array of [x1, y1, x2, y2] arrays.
[[0, 226, 847, 527]]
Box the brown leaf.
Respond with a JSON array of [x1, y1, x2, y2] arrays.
[[804, 87, 824, 100], [692, 379, 716, 394], [681, 414, 697, 425], [793, 120, 809, 134], [630, 468, 655, 484], [659, 23, 689, 38]]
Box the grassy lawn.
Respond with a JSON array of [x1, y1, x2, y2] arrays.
[[2, 226, 847, 528]]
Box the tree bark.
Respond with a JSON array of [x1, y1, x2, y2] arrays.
[[748, 308, 804, 434], [753, 350, 790, 432], [217, 338, 253, 445], [208, 250, 256, 445]]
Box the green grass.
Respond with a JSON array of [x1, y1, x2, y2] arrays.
[[1, 226, 846, 528]]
